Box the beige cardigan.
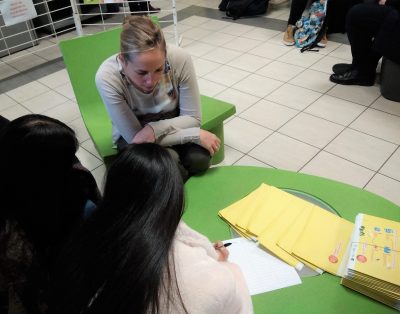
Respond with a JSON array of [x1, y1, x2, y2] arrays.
[[158, 221, 253, 314]]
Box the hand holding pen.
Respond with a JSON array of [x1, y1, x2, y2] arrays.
[[214, 241, 231, 262]]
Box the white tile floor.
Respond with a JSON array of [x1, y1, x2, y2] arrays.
[[1, 1, 400, 206]]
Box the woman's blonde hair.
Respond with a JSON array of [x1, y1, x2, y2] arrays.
[[120, 16, 166, 62]]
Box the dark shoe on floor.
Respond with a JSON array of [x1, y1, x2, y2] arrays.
[[332, 63, 352, 75], [148, 4, 161, 11], [329, 70, 375, 86]]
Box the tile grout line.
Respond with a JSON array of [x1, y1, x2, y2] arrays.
[[362, 145, 400, 189]]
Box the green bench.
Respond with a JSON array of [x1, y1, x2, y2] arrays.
[[59, 27, 235, 165]]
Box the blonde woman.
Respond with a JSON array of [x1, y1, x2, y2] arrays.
[[95, 16, 220, 180]]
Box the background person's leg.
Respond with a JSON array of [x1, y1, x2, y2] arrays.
[[0, 115, 10, 131], [284, 0, 309, 45], [287, 0, 309, 25], [326, 0, 363, 34], [346, 4, 391, 77], [166, 147, 189, 182], [173, 143, 211, 177]]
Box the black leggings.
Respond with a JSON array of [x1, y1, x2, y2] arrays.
[[288, 0, 309, 26], [117, 138, 211, 181]]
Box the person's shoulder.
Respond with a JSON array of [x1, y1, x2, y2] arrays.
[[175, 221, 217, 257], [95, 54, 120, 84], [166, 43, 188, 56], [166, 44, 192, 64]]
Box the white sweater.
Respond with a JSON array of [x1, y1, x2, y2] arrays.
[[95, 45, 201, 146], [158, 221, 253, 314]]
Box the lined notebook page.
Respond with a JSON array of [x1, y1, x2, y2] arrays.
[[224, 237, 302, 295]]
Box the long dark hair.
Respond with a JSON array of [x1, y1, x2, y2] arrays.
[[52, 143, 185, 314], [0, 114, 81, 314], [0, 114, 80, 245]]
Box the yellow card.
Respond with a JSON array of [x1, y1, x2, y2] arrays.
[[234, 184, 274, 236], [246, 186, 298, 237], [218, 184, 268, 239], [258, 206, 305, 269], [218, 188, 259, 225], [278, 203, 314, 254], [292, 206, 354, 276]]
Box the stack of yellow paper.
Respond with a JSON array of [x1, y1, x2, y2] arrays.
[[341, 214, 400, 310], [219, 185, 400, 308], [218, 183, 354, 276]]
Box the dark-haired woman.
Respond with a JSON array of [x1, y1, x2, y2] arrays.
[[52, 143, 252, 314], [0, 114, 100, 314], [96, 15, 220, 181]]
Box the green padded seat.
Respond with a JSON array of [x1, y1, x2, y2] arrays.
[[59, 27, 235, 165]]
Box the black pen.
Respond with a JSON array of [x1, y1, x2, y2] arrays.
[[215, 242, 232, 249]]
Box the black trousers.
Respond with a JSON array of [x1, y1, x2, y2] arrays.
[[0, 115, 10, 131], [346, 4, 394, 76], [117, 138, 211, 182]]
